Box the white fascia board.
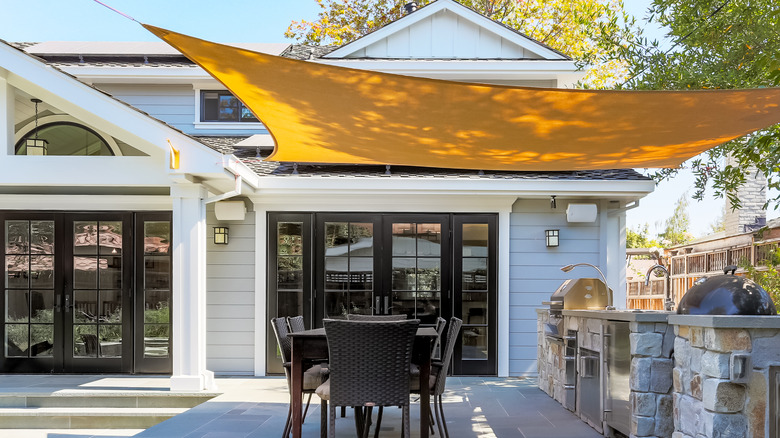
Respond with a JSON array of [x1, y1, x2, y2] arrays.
[[251, 175, 655, 199], [314, 59, 580, 82], [58, 66, 214, 85], [0, 156, 169, 186], [1, 45, 223, 175], [325, 0, 566, 60], [0, 194, 171, 211]]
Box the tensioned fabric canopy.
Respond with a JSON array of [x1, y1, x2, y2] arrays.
[[145, 24, 780, 172]]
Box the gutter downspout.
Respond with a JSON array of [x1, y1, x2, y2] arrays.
[[204, 173, 242, 204]]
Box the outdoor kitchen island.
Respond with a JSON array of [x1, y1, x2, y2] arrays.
[[537, 308, 674, 437], [537, 308, 780, 438]]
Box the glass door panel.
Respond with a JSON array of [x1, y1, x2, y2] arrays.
[[322, 220, 375, 318], [134, 213, 172, 373], [64, 214, 131, 373], [453, 216, 497, 375], [3, 219, 56, 364], [386, 217, 449, 325]]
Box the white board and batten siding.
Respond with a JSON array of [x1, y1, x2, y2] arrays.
[[354, 10, 538, 59], [206, 204, 256, 374], [508, 199, 600, 376]]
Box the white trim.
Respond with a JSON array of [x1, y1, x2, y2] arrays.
[[324, 0, 567, 60], [250, 176, 655, 200], [193, 122, 266, 131], [0, 194, 172, 210], [254, 205, 268, 376], [497, 207, 512, 377], [1, 77, 14, 155]]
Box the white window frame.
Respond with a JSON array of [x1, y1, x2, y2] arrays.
[[193, 88, 265, 131]]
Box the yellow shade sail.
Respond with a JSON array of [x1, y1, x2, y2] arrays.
[[145, 24, 780, 172]]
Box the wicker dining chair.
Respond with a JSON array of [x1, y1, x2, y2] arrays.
[[432, 316, 447, 360], [287, 315, 306, 333], [271, 317, 327, 438], [411, 317, 463, 438], [316, 319, 419, 438], [347, 314, 407, 321]]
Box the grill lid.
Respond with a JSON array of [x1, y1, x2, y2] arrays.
[[551, 278, 611, 310], [677, 265, 777, 315]]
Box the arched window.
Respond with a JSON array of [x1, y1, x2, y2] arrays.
[[15, 122, 114, 156]]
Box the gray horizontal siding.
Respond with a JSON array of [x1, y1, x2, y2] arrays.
[[205, 203, 256, 374], [508, 198, 601, 376], [96, 84, 196, 133]]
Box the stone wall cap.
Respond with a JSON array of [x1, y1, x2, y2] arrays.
[[668, 314, 780, 328], [562, 309, 671, 322]]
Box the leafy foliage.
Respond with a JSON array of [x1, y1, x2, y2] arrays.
[[617, 0, 780, 211], [626, 223, 660, 248], [738, 247, 780, 313], [658, 193, 693, 245], [286, 0, 640, 87]]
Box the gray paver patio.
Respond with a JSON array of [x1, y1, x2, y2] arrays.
[[2, 376, 604, 438]]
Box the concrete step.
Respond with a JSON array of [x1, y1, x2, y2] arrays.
[[0, 391, 218, 408], [0, 406, 188, 429]]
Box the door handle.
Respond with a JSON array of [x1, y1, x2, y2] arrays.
[[375, 296, 381, 315], [64, 294, 71, 313], [54, 294, 61, 313], [384, 296, 389, 315]]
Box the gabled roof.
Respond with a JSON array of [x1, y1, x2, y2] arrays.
[[0, 38, 226, 174], [324, 0, 569, 60]]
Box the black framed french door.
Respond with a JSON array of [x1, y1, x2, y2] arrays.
[[452, 214, 497, 375], [1, 211, 171, 374], [267, 212, 496, 376]]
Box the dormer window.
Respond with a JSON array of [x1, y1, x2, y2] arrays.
[[200, 91, 258, 123]]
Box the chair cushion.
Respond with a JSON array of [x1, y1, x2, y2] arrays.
[[304, 364, 327, 391], [315, 379, 330, 401], [409, 364, 436, 392]]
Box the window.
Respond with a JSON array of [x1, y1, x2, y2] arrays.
[[15, 122, 113, 156], [200, 91, 259, 123]]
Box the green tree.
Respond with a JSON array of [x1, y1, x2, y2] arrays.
[[617, 0, 780, 212], [658, 193, 693, 245], [286, 0, 639, 87], [626, 223, 660, 248], [739, 247, 780, 313]]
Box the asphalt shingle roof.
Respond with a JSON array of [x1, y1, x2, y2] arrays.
[[196, 136, 651, 181]]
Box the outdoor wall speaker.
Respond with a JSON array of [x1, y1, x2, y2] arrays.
[[214, 200, 246, 221], [566, 203, 598, 223]]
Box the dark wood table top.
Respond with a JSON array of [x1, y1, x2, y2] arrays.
[[288, 326, 438, 338]]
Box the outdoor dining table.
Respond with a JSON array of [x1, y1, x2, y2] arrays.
[[289, 326, 439, 438]]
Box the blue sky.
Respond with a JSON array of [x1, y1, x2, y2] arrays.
[[1, 0, 775, 237]]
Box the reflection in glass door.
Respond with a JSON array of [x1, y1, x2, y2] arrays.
[[387, 217, 449, 325], [4, 219, 56, 367], [2, 212, 171, 374], [318, 216, 379, 319], [63, 214, 131, 373]]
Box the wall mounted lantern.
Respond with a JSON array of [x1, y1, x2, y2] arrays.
[[545, 229, 559, 247], [214, 227, 229, 245], [26, 98, 48, 155]]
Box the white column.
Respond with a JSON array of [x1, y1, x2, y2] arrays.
[[497, 207, 511, 377], [169, 183, 216, 391], [0, 76, 14, 155], [254, 204, 268, 376]]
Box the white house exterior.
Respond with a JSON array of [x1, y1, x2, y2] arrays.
[[0, 0, 653, 389]]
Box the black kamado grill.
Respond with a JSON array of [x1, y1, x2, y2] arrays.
[[677, 265, 777, 315]]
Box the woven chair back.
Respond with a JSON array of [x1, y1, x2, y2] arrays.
[[432, 316, 447, 358], [270, 317, 291, 364], [347, 314, 406, 321], [324, 319, 419, 407], [287, 315, 306, 333], [434, 317, 462, 396]]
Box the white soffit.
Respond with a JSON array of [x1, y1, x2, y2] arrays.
[[25, 41, 291, 57]]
